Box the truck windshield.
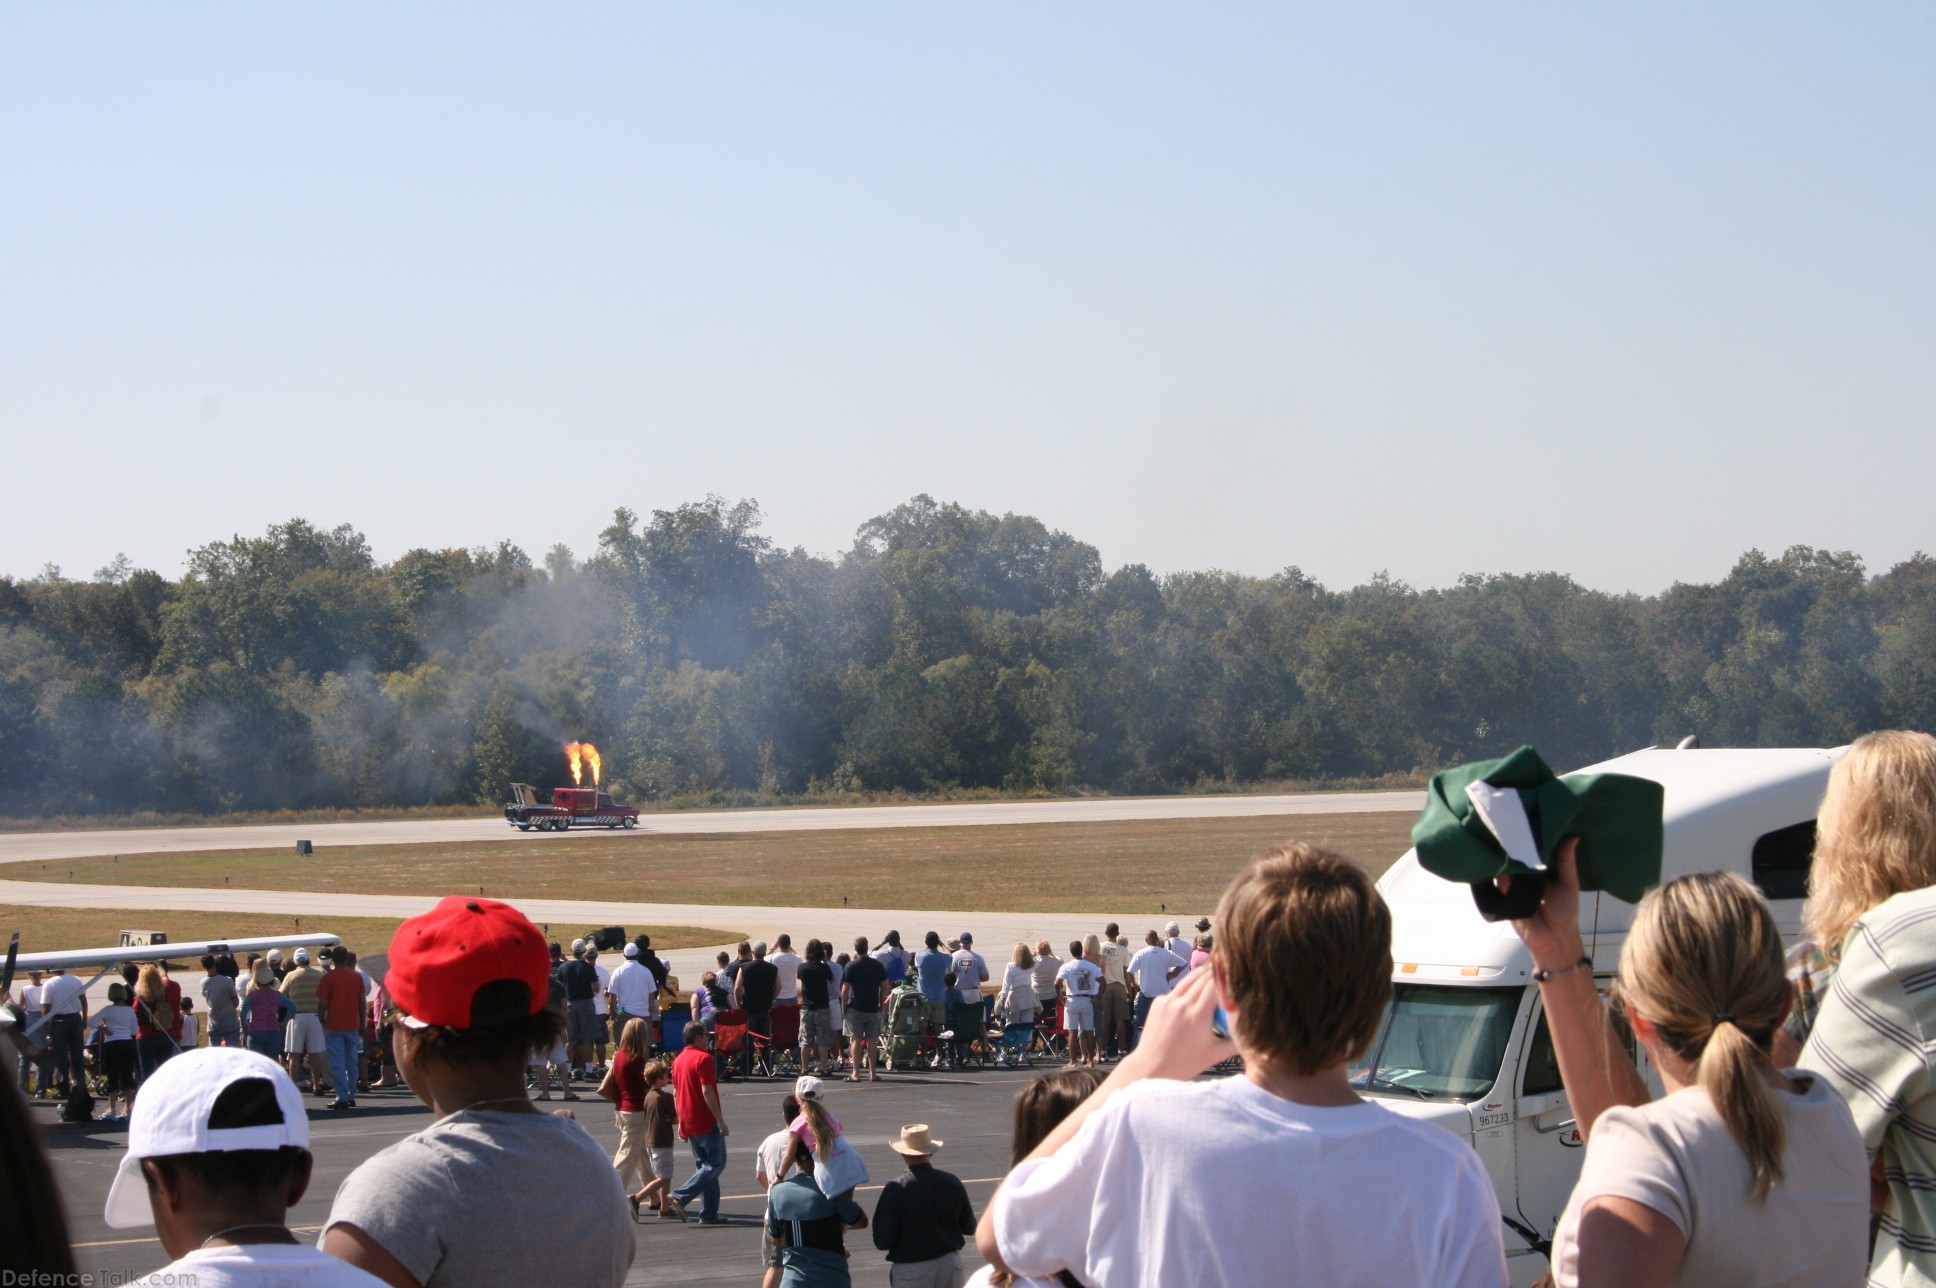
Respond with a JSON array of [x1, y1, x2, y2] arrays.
[[1349, 984, 1522, 1102]]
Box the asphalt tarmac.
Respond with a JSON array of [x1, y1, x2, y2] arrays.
[[0, 788, 1420, 865], [39, 1056, 1070, 1286]]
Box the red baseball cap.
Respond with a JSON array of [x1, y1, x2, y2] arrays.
[[386, 896, 551, 1029]]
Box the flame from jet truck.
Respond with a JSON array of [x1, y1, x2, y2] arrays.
[[565, 741, 601, 787]]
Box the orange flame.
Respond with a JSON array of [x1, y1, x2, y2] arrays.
[[565, 741, 601, 787]]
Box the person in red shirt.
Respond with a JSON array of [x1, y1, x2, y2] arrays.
[[315, 948, 368, 1111], [132, 963, 184, 1094], [665, 1022, 728, 1224], [608, 1018, 652, 1218]]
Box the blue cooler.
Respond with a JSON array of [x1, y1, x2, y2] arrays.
[[659, 1003, 692, 1057]]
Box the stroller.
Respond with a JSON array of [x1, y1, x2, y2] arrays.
[[883, 985, 930, 1071]]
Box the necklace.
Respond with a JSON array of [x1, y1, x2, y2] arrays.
[[451, 1094, 540, 1115], [200, 1222, 297, 1248]]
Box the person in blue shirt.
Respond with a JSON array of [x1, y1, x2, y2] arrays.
[[913, 933, 952, 1033], [766, 1138, 867, 1288]]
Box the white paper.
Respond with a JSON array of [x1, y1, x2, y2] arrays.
[[1464, 781, 1546, 872]]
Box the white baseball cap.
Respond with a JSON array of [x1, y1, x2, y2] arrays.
[[293, 948, 310, 964], [570, 938, 587, 955], [794, 1074, 825, 1102], [623, 943, 639, 958], [104, 1047, 310, 1228]]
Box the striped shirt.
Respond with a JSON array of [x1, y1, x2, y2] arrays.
[[1798, 885, 1936, 1287]]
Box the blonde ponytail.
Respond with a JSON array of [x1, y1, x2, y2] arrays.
[[1697, 1015, 1786, 1200], [800, 1094, 837, 1160], [1618, 871, 1790, 1202]]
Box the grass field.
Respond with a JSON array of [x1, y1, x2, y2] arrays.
[[30, 812, 1418, 915], [0, 905, 742, 959]]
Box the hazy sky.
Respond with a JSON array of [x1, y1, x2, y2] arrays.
[[3, 5, 1930, 594]]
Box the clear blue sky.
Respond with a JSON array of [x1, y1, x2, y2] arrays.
[[3, 4, 1930, 593]]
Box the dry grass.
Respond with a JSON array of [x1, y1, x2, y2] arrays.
[[0, 905, 742, 960], [34, 813, 1419, 915]]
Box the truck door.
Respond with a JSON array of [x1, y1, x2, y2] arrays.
[[1511, 975, 1650, 1244]]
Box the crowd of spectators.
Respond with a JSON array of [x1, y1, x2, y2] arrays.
[[16, 728, 1936, 1286]]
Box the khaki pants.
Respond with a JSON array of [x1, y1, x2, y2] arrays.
[[613, 1109, 648, 1189], [1097, 982, 1129, 1049], [889, 1251, 964, 1288]]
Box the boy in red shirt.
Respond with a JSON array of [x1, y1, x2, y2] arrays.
[[665, 1022, 728, 1224]]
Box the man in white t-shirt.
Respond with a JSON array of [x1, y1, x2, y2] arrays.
[[606, 944, 659, 1049], [1054, 943, 1103, 1068], [1163, 921, 1193, 964], [769, 936, 803, 1007], [39, 968, 90, 1097], [753, 1091, 804, 1288], [590, 954, 613, 1072], [1127, 930, 1187, 1043], [978, 844, 1508, 1288], [16, 972, 45, 1094]]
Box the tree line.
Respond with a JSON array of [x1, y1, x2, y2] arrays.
[[1, 495, 1930, 817]]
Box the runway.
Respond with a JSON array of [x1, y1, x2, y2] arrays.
[[0, 788, 1421, 865]]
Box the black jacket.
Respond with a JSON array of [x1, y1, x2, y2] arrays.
[[870, 1162, 976, 1263]]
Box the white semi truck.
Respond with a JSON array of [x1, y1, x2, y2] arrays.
[[1358, 745, 1839, 1286]]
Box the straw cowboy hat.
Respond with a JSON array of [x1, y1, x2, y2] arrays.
[[889, 1124, 943, 1158]]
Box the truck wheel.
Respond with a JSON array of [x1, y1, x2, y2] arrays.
[[516, 823, 532, 832], [622, 817, 637, 829]]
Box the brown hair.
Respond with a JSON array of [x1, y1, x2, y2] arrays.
[[1012, 942, 1034, 970], [641, 1059, 669, 1085], [989, 1068, 1105, 1288], [1805, 731, 1936, 964], [1615, 871, 1789, 1200], [1009, 1067, 1104, 1166], [0, 1080, 77, 1275], [1214, 842, 1391, 1076], [617, 1017, 649, 1059]]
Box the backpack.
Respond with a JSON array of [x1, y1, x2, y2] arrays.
[[139, 994, 177, 1037], [58, 1081, 95, 1123]]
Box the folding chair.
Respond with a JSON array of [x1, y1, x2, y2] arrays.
[[999, 1018, 1035, 1068], [753, 1003, 802, 1078], [713, 1009, 749, 1081], [1030, 1000, 1069, 1061], [941, 999, 989, 1069]]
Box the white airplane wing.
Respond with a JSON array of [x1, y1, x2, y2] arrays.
[[9, 932, 344, 975]]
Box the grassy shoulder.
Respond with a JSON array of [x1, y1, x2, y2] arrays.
[[31, 813, 1418, 915], [0, 905, 743, 959]]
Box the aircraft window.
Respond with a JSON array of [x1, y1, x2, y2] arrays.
[[1752, 820, 1817, 901]]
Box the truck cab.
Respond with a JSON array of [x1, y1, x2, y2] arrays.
[[1361, 746, 1842, 1287]]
